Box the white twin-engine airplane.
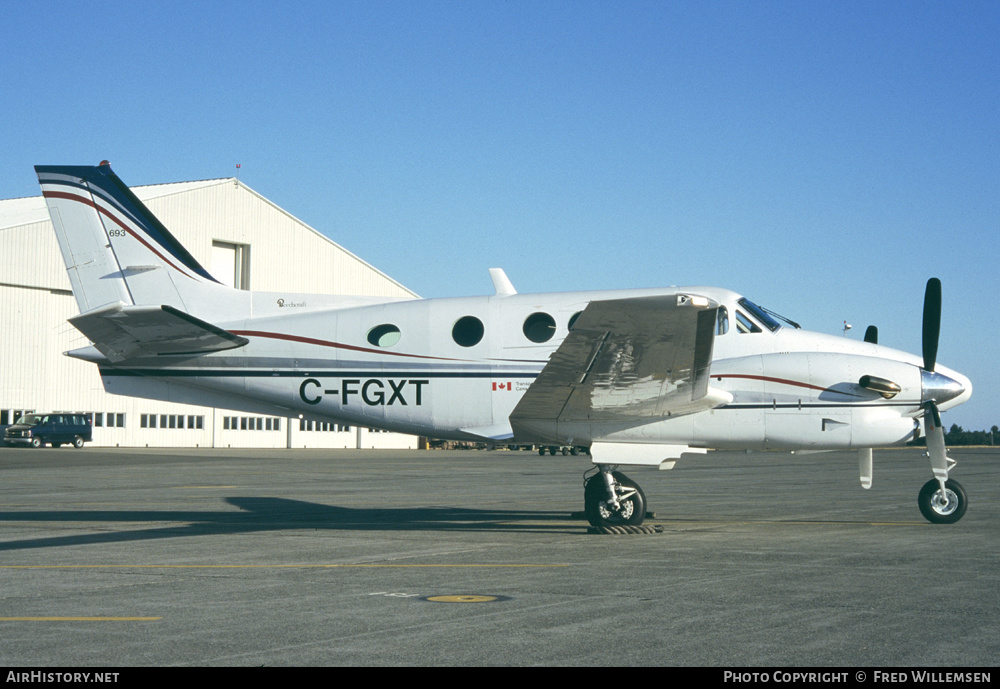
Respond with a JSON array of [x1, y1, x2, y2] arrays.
[[36, 162, 973, 528]]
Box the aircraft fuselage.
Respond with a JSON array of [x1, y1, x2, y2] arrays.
[[88, 285, 970, 451]]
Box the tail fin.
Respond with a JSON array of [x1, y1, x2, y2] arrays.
[[35, 162, 222, 314]]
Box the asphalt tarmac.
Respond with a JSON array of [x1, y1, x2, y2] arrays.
[[1, 445, 997, 667]]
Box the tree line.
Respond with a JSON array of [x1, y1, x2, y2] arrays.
[[910, 424, 999, 446]]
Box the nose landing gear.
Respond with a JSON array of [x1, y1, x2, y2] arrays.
[[918, 477, 967, 524]]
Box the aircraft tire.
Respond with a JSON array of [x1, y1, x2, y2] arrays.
[[584, 471, 646, 528], [918, 478, 967, 524]]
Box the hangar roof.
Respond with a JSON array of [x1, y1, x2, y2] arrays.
[[0, 179, 227, 230]]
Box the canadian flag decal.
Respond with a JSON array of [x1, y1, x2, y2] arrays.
[[492, 382, 512, 391]]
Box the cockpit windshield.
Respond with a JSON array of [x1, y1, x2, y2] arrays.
[[738, 299, 780, 332], [715, 296, 802, 336], [735, 298, 799, 334]]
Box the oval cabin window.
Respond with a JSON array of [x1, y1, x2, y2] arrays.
[[523, 312, 556, 343], [367, 324, 401, 348], [452, 316, 484, 347]]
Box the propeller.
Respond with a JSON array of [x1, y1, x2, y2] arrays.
[[920, 277, 945, 454], [922, 277, 941, 373]]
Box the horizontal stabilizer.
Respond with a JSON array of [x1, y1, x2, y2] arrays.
[[69, 302, 248, 362]]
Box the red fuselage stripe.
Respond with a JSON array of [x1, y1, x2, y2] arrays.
[[715, 374, 829, 393], [230, 330, 460, 361]]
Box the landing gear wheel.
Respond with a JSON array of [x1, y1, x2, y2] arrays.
[[584, 471, 647, 528], [918, 478, 967, 524]]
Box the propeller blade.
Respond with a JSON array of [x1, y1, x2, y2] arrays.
[[922, 278, 941, 372], [863, 325, 878, 344]]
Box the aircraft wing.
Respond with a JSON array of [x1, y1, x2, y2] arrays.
[[68, 302, 249, 363], [511, 295, 721, 426]]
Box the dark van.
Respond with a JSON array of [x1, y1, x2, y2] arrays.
[[3, 413, 93, 448]]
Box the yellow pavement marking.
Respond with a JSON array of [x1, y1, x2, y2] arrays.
[[175, 485, 239, 488], [0, 617, 161, 621], [1, 563, 567, 569], [425, 595, 499, 603]]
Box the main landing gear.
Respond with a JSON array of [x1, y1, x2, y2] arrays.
[[584, 465, 647, 529]]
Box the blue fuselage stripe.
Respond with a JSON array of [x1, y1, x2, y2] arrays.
[[99, 368, 540, 378]]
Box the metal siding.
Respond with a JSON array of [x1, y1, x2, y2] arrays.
[[142, 181, 415, 298], [0, 221, 71, 291], [0, 285, 102, 411]]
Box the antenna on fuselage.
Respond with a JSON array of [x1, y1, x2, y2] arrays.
[[842, 321, 852, 336], [489, 268, 517, 296]]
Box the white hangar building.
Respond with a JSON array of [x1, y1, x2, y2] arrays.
[[0, 174, 420, 449]]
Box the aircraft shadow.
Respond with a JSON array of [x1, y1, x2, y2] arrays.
[[0, 497, 585, 552]]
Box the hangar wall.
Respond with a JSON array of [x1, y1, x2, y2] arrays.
[[0, 176, 420, 449]]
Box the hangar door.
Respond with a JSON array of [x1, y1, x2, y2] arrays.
[[211, 240, 251, 290]]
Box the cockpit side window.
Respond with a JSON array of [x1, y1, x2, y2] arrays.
[[716, 306, 729, 335], [735, 310, 762, 334]]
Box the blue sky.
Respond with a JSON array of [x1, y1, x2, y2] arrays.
[[3, 1, 998, 432]]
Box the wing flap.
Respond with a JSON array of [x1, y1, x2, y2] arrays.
[[68, 302, 248, 362], [511, 294, 720, 425]]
